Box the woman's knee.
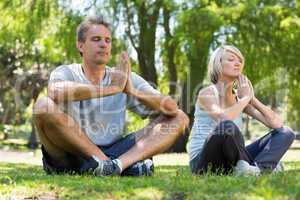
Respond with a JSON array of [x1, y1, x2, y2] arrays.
[[215, 120, 241, 137], [276, 126, 295, 144]]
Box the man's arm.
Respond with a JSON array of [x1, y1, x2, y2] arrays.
[[48, 53, 128, 104], [123, 53, 178, 117], [48, 81, 123, 103], [127, 89, 178, 117]]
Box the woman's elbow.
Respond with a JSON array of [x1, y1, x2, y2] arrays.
[[270, 117, 284, 129], [218, 112, 237, 121]]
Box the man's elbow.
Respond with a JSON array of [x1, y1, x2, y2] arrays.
[[48, 84, 63, 104]]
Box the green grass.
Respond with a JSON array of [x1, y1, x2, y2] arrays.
[[1, 162, 300, 200]]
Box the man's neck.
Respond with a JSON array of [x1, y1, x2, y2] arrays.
[[82, 60, 106, 85]]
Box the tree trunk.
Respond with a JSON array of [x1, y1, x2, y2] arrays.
[[244, 115, 251, 140], [162, 5, 177, 96], [166, 44, 211, 152], [27, 87, 40, 149], [28, 120, 38, 149], [136, 1, 161, 85], [124, 1, 162, 86], [1, 108, 10, 140], [27, 48, 45, 149]]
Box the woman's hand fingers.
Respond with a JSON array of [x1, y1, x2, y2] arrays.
[[238, 75, 248, 88]]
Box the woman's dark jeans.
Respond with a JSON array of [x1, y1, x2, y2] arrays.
[[190, 120, 295, 175]]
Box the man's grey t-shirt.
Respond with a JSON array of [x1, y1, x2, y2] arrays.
[[49, 64, 160, 146]]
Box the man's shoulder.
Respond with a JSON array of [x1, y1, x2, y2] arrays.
[[53, 63, 81, 73], [104, 66, 141, 76], [49, 63, 81, 82], [130, 71, 146, 82]]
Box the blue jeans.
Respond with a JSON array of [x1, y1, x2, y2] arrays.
[[246, 126, 295, 170]]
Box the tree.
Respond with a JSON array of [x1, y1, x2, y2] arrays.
[[0, 0, 81, 147], [168, 2, 222, 151], [161, 2, 179, 96], [223, 0, 300, 134]]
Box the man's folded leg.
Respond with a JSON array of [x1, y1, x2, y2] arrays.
[[100, 133, 154, 176]]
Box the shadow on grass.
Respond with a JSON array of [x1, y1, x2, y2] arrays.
[[1, 163, 300, 200]]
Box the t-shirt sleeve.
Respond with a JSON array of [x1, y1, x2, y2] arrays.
[[48, 65, 74, 85], [126, 72, 161, 118]]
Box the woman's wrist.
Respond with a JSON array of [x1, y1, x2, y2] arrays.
[[240, 95, 252, 103], [250, 96, 258, 106], [238, 96, 252, 108]]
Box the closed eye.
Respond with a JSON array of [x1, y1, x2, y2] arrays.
[[91, 36, 111, 43]]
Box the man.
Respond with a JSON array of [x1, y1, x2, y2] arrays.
[[33, 15, 189, 176]]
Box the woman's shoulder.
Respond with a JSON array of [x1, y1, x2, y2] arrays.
[[198, 85, 217, 97], [196, 84, 219, 109]]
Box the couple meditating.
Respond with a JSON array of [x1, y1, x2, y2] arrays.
[[33, 16, 295, 177]]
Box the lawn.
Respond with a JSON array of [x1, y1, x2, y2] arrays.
[[1, 158, 300, 200]]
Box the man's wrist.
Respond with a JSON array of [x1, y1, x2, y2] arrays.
[[102, 85, 122, 96], [126, 88, 138, 96]]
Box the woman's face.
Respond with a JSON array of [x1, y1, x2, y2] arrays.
[[221, 51, 244, 80]]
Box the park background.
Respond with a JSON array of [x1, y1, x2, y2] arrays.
[[1, 0, 300, 199]]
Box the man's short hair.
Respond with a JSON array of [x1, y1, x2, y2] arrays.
[[76, 15, 112, 43]]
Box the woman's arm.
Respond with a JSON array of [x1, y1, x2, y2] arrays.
[[199, 75, 253, 121], [243, 78, 283, 129], [244, 97, 283, 129], [199, 87, 251, 121]]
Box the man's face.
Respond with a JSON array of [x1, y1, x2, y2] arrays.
[[77, 24, 112, 65]]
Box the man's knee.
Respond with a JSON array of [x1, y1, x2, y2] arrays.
[[33, 97, 56, 116], [175, 109, 190, 132], [33, 97, 65, 128], [158, 109, 189, 137]]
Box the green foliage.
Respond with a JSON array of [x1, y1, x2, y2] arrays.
[[0, 0, 75, 127], [0, 0, 128, 129], [222, 0, 300, 127], [174, 3, 223, 114]]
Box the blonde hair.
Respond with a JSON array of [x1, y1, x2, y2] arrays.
[[208, 45, 244, 84]]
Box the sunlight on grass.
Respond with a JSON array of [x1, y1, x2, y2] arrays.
[[132, 188, 163, 200], [153, 153, 189, 166], [156, 166, 179, 174]]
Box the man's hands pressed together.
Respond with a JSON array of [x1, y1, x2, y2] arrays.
[[110, 52, 129, 92]]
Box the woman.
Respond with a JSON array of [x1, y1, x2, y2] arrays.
[[188, 45, 295, 175]]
